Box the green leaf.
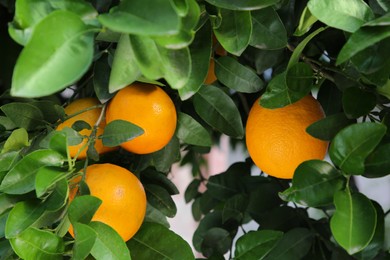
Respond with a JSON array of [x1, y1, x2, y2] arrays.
[[287, 27, 326, 70], [0, 193, 20, 215], [89, 221, 131, 260], [329, 122, 386, 174], [109, 34, 141, 93], [35, 166, 68, 198], [43, 178, 69, 212], [206, 162, 248, 201], [193, 211, 224, 251], [353, 201, 385, 260], [157, 45, 191, 89], [5, 200, 46, 238], [1, 103, 44, 130], [153, 0, 200, 49], [337, 26, 390, 65], [364, 143, 390, 178], [256, 206, 308, 232], [10, 227, 64, 260], [222, 194, 248, 223], [193, 85, 244, 138], [204, 0, 280, 10], [234, 230, 283, 260], [342, 87, 377, 119], [144, 203, 170, 228], [11, 10, 95, 97], [2, 128, 29, 153], [307, 0, 374, 33], [264, 228, 314, 260], [72, 222, 97, 260], [259, 64, 313, 109], [0, 149, 65, 194], [306, 113, 356, 141], [0, 151, 20, 173], [280, 160, 346, 207], [101, 119, 144, 147], [145, 184, 177, 218], [149, 136, 181, 173], [250, 7, 287, 50], [60, 127, 83, 146], [127, 222, 195, 259], [176, 112, 212, 147], [294, 6, 318, 37], [213, 9, 252, 56], [98, 0, 180, 36], [9, 0, 97, 45], [178, 20, 212, 100], [141, 169, 179, 195], [215, 56, 263, 93], [68, 195, 102, 225], [129, 35, 165, 80], [47, 131, 68, 158], [201, 227, 231, 257], [184, 179, 201, 203], [93, 56, 115, 103], [330, 189, 377, 255]]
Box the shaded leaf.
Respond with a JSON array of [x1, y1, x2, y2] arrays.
[[264, 228, 314, 260], [204, 0, 279, 10], [364, 143, 390, 178], [215, 56, 263, 93], [234, 230, 283, 260], [213, 9, 251, 56], [250, 7, 287, 49], [1, 103, 44, 130], [145, 184, 177, 218], [342, 87, 377, 119], [201, 227, 231, 257], [193, 85, 244, 138], [176, 112, 212, 147], [280, 160, 346, 207], [306, 113, 355, 141], [127, 222, 195, 259]]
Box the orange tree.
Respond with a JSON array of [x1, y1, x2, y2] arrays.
[[0, 0, 390, 259]]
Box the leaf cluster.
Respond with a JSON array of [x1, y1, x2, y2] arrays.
[[0, 0, 390, 259]]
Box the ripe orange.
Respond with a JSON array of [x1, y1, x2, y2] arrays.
[[205, 58, 217, 84], [68, 163, 147, 241], [106, 82, 177, 154], [245, 95, 328, 179], [56, 98, 116, 159]]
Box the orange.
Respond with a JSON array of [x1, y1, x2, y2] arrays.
[[245, 95, 328, 179], [56, 98, 116, 159], [106, 82, 177, 154], [205, 58, 217, 84], [68, 163, 147, 241]]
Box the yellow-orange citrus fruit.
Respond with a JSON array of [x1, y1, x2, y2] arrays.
[[106, 82, 177, 154], [56, 98, 116, 159], [245, 95, 328, 179], [68, 163, 146, 241], [205, 58, 217, 84]]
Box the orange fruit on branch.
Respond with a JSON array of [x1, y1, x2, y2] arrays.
[[56, 97, 115, 159], [68, 163, 147, 241], [245, 95, 328, 179], [106, 82, 177, 154]]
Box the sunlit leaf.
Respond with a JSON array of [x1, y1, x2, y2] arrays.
[[205, 0, 280, 10], [101, 119, 144, 147], [329, 122, 386, 174], [330, 189, 377, 254], [10, 227, 64, 259], [11, 10, 95, 97], [308, 0, 374, 32]]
